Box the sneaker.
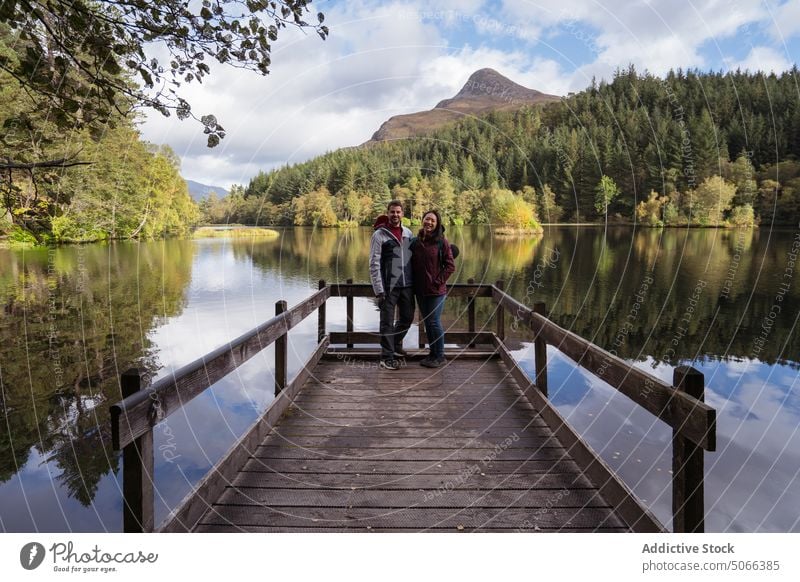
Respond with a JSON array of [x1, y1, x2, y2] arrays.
[[419, 355, 434, 366], [380, 359, 400, 370], [394, 347, 409, 358], [421, 356, 445, 368]]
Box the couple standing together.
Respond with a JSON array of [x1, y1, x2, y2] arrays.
[[369, 200, 456, 370]]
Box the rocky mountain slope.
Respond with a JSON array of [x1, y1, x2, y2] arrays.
[[367, 68, 560, 143]]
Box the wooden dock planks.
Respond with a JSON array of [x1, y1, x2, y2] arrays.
[[192, 355, 631, 532]]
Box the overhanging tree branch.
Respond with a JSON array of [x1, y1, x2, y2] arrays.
[[0, 158, 93, 170], [1, 0, 329, 146]]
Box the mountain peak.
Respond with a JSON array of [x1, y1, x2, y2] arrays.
[[367, 69, 560, 143], [447, 68, 550, 103]]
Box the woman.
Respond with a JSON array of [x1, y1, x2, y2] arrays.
[[411, 210, 456, 368]]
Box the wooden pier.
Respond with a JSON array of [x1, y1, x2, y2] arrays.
[[111, 281, 716, 533]]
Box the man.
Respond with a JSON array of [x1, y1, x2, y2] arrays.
[[369, 200, 415, 370]]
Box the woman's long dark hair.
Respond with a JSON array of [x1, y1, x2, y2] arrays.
[[418, 210, 445, 241]]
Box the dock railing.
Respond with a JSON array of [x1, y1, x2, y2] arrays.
[[110, 280, 715, 533], [110, 282, 330, 532]]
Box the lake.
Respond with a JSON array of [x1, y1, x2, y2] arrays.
[[0, 225, 798, 532]]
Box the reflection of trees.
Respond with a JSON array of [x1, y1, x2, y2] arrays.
[[501, 228, 798, 367], [0, 240, 192, 501], [49, 426, 116, 507], [236, 227, 367, 283], [1, 227, 797, 507], [234, 226, 798, 367]]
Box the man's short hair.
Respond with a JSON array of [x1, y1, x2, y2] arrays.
[[387, 200, 403, 212]]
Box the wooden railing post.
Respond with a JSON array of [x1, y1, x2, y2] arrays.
[[533, 302, 548, 397], [495, 280, 505, 342], [318, 280, 326, 343], [120, 368, 154, 533], [275, 300, 288, 395], [346, 278, 354, 349], [467, 278, 476, 348], [672, 366, 705, 533]]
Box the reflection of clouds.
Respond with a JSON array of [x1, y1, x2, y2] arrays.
[[139, 241, 346, 523], [0, 447, 121, 532], [149, 241, 316, 376], [701, 360, 800, 531], [511, 344, 800, 531]]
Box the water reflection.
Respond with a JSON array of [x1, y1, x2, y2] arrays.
[[0, 226, 798, 531]]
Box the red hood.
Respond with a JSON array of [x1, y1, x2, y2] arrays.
[[373, 215, 389, 230]]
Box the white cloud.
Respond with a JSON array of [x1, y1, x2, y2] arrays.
[[141, 0, 452, 187], [769, 0, 800, 41], [502, 0, 770, 86], [139, 0, 792, 187], [726, 45, 793, 72]]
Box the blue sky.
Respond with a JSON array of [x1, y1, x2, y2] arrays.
[[140, 0, 800, 187]]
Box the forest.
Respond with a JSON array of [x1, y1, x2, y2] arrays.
[[5, 42, 800, 241], [205, 66, 800, 228], [1, 23, 198, 244]]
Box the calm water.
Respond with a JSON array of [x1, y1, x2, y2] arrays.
[[0, 226, 798, 532]]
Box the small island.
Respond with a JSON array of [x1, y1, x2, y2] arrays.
[[193, 226, 280, 239]]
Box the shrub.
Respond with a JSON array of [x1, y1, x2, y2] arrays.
[[728, 204, 757, 227]]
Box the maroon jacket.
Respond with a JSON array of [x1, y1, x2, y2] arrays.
[[411, 236, 455, 296]]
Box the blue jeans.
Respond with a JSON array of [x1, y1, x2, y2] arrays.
[[379, 287, 415, 360], [419, 295, 446, 359]]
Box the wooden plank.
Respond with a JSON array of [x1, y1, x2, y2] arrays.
[[306, 379, 514, 388], [282, 401, 535, 412], [295, 388, 534, 399], [261, 434, 560, 449], [157, 336, 330, 533], [216, 487, 608, 508], [237, 470, 581, 489], [315, 357, 504, 369], [270, 426, 549, 438], [290, 403, 537, 415], [330, 331, 496, 346], [281, 409, 545, 422], [282, 412, 539, 423], [295, 387, 528, 398], [276, 419, 548, 432], [324, 349, 499, 359], [296, 387, 531, 398], [492, 289, 716, 450], [302, 376, 520, 386], [239, 457, 582, 475], [491, 335, 665, 533], [313, 359, 507, 372], [195, 524, 628, 533], [329, 283, 493, 298], [197, 505, 625, 530], [252, 446, 567, 461], [281, 416, 547, 434], [301, 385, 519, 394], [231, 472, 592, 490], [292, 396, 540, 407], [304, 367, 518, 382], [111, 285, 331, 450], [309, 370, 514, 381]]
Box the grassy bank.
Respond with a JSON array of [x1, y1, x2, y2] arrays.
[[193, 226, 280, 239]]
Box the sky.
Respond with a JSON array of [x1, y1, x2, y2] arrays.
[[139, 0, 800, 189]]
